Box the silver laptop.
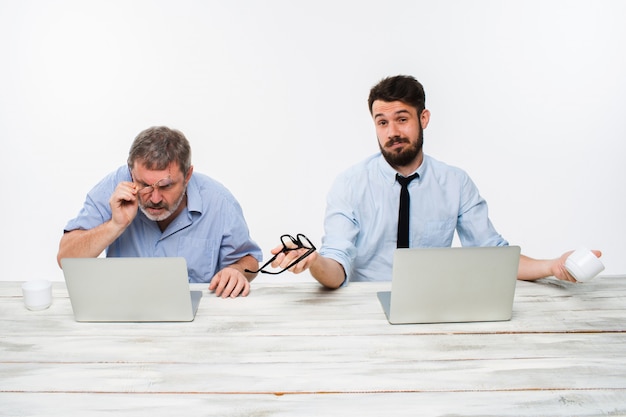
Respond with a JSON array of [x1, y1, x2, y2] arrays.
[[61, 257, 202, 322], [377, 246, 520, 324]]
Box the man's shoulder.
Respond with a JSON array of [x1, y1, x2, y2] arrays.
[[421, 155, 476, 193], [338, 153, 381, 178], [423, 155, 468, 177], [87, 166, 130, 195], [189, 172, 238, 202], [190, 171, 223, 187], [327, 154, 388, 198]]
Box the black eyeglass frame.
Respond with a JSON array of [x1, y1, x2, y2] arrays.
[[245, 234, 316, 275]]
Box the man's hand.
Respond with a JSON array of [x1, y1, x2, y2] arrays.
[[57, 181, 140, 266], [551, 250, 602, 282], [209, 267, 251, 298], [269, 245, 318, 274], [110, 181, 139, 230]]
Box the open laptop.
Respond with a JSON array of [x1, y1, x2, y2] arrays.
[[61, 257, 202, 322], [377, 246, 520, 324]]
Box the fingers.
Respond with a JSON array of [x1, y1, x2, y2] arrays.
[[113, 181, 138, 204], [270, 244, 284, 255], [289, 251, 317, 274], [556, 249, 603, 283], [561, 267, 577, 283], [110, 182, 139, 228], [555, 262, 577, 283], [270, 248, 317, 274], [270, 251, 288, 269], [209, 270, 250, 298]]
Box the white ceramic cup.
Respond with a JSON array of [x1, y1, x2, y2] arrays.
[[564, 248, 605, 282], [21, 280, 52, 310]]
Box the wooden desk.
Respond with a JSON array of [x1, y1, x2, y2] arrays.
[[1, 277, 625, 416]]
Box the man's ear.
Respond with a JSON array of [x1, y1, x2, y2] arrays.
[[185, 165, 194, 184], [420, 109, 431, 129]]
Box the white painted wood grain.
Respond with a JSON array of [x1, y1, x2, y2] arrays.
[[2, 391, 625, 417], [1, 277, 625, 416]]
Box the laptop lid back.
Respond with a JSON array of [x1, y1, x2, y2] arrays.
[[61, 257, 201, 322], [380, 246, 520, 324]]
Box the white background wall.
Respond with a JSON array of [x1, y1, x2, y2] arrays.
[[1, 0, 624, 283]]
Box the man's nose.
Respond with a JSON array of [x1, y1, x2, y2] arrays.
[[387, 121, 400, 138], [149, 188, 163, 203]]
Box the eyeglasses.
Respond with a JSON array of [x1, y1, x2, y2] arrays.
[[245, 234, 316, 275], [135, 176, 175, 196]]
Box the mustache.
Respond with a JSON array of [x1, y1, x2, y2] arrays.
[[143, 201, 166, 209], [385, 136, 410, 147]]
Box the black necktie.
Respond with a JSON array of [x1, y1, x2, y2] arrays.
[[396, 173, 419, 248]]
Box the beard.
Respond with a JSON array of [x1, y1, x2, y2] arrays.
[[139, 189, 186, 222], [378, 126, 424, 169]]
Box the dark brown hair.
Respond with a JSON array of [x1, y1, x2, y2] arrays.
[[368, 75, 426, 115]]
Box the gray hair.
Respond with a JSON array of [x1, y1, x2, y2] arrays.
[[127, 126, 192, 175]]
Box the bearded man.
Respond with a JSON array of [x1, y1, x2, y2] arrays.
[[266, 75, 600, 288], [57, 126, 261, 298]]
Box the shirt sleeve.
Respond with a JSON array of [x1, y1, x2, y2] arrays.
[[319, 174, 357, 284], [63, 168, 128, 232], [215, 196, 263, 270], [455, 173, 508, 247]]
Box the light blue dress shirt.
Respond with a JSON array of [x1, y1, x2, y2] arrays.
[[319, 153, 508, 283], [63, 166, 262, 283]]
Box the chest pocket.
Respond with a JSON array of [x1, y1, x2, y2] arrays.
[[415, 218, 457, 247]]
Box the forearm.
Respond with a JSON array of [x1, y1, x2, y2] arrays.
[[309, 256, 346, 289], [56, 221, 125, 267], [517, 254, 553, 281]]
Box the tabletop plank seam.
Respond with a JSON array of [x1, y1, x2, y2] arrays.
[[3, 388, 626, 395]]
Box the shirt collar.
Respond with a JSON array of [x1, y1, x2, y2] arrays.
[[185, 175, 202, 215], [377, 153, 427, 185]]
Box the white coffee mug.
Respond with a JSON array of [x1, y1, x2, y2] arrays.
[[21, 280, 52, 310], [564, 248, 605, 282]]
